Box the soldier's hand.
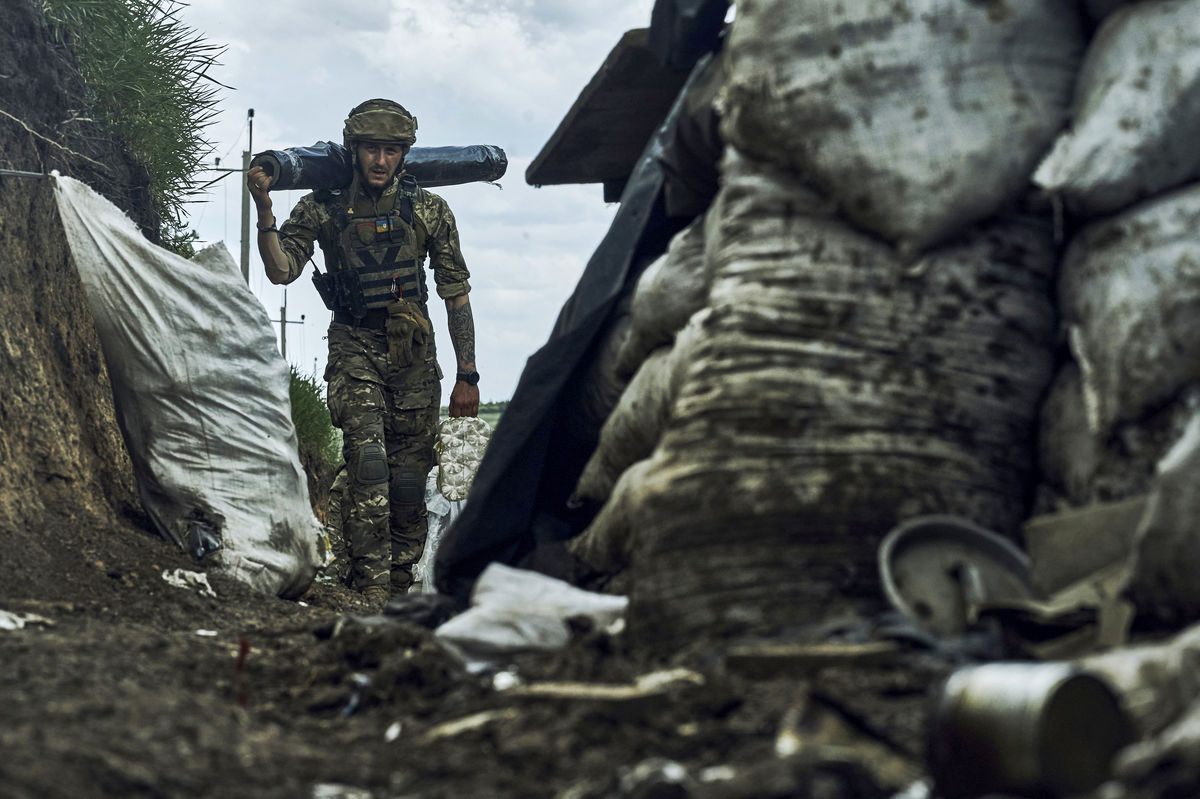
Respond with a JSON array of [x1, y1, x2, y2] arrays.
[[448, 381, 479, 418], [247, 165, 272, 204]]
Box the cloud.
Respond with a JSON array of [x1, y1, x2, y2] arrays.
[[178, 0, 656, 399]]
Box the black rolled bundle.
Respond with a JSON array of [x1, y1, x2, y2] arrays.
[[250, 141, 508, 190]]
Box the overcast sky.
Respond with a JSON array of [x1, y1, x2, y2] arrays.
[[177, 0, 659, 402]]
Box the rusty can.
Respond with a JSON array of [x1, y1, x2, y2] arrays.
[[929, 662, 1133, 798]]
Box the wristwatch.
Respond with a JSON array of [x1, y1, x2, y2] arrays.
[[456, 370, 480, 386]]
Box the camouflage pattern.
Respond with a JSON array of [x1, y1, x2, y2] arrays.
[[277, 179, 471, 301], [343, 99, 417, 147], [279, 173, 470, 597], [325, 464, 350, 583], [325, 323, 440, 593]]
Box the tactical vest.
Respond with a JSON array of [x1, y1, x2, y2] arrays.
[[320, 175, 428, 311]]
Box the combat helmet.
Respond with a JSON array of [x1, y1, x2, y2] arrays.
[[343, 98, 418, 148]]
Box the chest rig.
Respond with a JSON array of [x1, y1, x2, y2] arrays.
[[320, 175, 428, 311]]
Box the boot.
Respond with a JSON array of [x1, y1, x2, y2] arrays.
[[361, 584, 389, 612]]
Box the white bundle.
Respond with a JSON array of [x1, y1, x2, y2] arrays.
[[717, 0, 1083, 253], [1035, 0, 1200, 219]]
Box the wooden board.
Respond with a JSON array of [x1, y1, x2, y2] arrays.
[[526, 28, 691, 188]]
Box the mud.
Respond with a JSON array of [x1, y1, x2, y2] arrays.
[[0, 3, 940, 797]]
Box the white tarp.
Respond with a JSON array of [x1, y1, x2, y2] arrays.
[[53, 175, 322, 598]]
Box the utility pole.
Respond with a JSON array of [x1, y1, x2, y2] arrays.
[[239, 108, 255, 284], [271, 289, 305, 359]]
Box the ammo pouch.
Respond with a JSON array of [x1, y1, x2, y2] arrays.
[[385, 299, 433, 366], [313, 268, 367, 318]]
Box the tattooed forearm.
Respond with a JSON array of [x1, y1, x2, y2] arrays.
[[446, 297, 476, 369]]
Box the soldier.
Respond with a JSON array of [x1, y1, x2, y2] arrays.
[[247, 98, 481, 607]]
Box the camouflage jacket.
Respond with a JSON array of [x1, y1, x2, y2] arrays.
[[276, 175, 471, 301]]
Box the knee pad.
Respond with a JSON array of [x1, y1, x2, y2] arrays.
[[355, 442, 389, 486], [390, 468, 424, 507]]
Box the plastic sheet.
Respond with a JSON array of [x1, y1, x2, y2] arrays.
[[53, 176, 323, 598], [251, 142, 508, 191]]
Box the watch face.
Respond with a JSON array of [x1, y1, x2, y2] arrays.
[[458, 371, 480, 386]]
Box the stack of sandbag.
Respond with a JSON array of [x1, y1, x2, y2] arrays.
[[567, 0, 1087, 644], [1024, 0, 1200, 623]]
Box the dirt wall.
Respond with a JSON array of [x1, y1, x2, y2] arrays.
[[0, 0, 158, 597]]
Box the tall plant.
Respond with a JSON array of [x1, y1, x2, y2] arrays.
[[41, 0, 224, 254]]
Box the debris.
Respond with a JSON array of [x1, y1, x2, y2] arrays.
[[499, 668, 703, 704], [725, 641, 900, 679], [383, 721, 402, 742], [878, 515, 1033, 638], [0, 610, 54, 631], [929, 662, 1132, 798], [418, 709, 521, 744], [340, 673, 371, 718], [434, 563, 627, 668], [1022, 495, 1147, 597], [161, 568, 217, 599], [310, 784, 372, 799], [618, 758, 691, 799]]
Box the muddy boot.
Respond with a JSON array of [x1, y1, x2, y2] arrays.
[[390, 563, 415, 596], [361, 584, 389, 612]]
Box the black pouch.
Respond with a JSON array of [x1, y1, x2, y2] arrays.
[[313, 269, 367, 318], [312, 270, 339, 310]]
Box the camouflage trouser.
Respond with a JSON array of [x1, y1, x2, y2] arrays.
[[324, 464, 350, 583], [325, 322, 439, 594]]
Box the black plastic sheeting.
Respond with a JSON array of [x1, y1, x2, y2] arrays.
[[647, 0, 730, 69], [250, 142, 508, 190], [434, 52, 722, 600]]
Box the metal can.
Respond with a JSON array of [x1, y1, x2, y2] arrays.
[[929, 662, 1133, 798]]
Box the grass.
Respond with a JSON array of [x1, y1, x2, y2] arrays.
[[289, 367, 341, 471], [41, 0, 224, 255]]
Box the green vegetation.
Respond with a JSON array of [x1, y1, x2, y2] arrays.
[[41, 0, 224, 255], [289, 367, 341, 470]]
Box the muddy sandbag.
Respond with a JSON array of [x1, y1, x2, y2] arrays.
[[1082, 622, 1200, 738], [1122, 413, 1200, 628], [1058, 183, 1200, 440], [574, 309, 711, 506], [1110, 696, 1200, 799], [53, 176, 322, 598], [716, 0, 1084, 254], [617, 151, 1058, 645], [1034, 0, 1200, 219], [615, 214, 711, 378], [1036, 363, 1197, 512]]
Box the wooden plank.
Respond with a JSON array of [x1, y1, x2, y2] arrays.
[[526, 29, 690, 187], [1022, 495, 1148, 597]]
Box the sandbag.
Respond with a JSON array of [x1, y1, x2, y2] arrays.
[[716, 0, 1084, 254], [1122, 413, 1200, 627], [1034, 0, 1200, 219], [615, 213, 711, 378], [436, 416, 493, 502], [613, 151, 1058, 645], [1036, 362, 1196, 512], [53, 176, 322, 598], [573, 309, 711, 505], [1058, 183, 1200, 440]]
